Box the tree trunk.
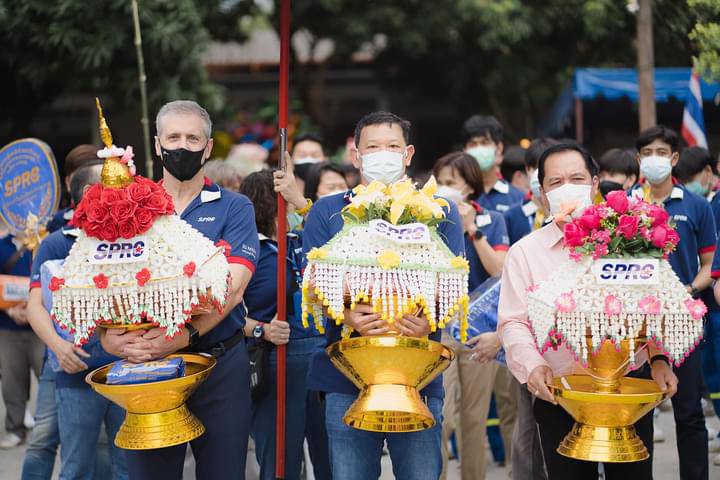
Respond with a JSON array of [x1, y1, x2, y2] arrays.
[[637, 0, 656, 131]]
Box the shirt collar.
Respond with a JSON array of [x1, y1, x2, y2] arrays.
[[545, 222, 564, 248], [492, 180, 510, 195], [158, 176, 219, 203], [62, 227, 81, 238]]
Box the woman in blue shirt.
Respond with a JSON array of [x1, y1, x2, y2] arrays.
[[240, 170, 331, 480]]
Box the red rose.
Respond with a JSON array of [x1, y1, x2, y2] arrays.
[[118, 217, 139, 238], [666, 227, 679, 247], [563, 222, 587, 248], [100, 188, 126, 205], [651, 224, 670, 248], [145, 193, 169, 213], [183, 261, 196, 278], [164, 194, 175, 214], [127, 181, 153, 203], [49, 277, 65, 292], [86, 204, 109, 224], [578, 207, 601, 231], [93, 273, 109, 289], [98, 222, 119, 241], [646, 204, 669, 227], [83, 184, 102, 203], [110, 199, 137, 224], [135, 209, 155, 233], [617, 214, 640, 239], [135, 268, 151, 287], [605, 190, 629, 214], [84, 221, 104, 240], [71, 202, 88, 227]]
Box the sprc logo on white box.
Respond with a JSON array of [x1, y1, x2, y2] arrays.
[[88, 237, 149, 264], [370, 219, 431, 244], [593, 258, 659, 285]]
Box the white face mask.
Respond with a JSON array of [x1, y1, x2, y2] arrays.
[[545, 183, 593, 218], [436, 185, 467, 205], [529, 169, 541, 198], [360, 149, 406, 184], [319, 189, 346, 199], [640, 155, 673, 185]]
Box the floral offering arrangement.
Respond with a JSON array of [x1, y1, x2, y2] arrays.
[[302, 177, 470, 340], [50, 100, 231, 346], [527, 191, 704, 368]]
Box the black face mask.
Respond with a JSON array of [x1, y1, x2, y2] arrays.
[[160, 145, 206, 181], [599, 180, 625, 198]]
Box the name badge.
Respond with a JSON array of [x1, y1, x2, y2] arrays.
[[521, 201, 538, 217], [3, 282, 28, 302], [370, 219, 431, 244], [88, 237, 149, 264], [593, 258, 659, 285], [475, 214, 492, 228]]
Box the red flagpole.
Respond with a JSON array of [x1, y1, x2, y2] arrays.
[[275, 0, 290, 478]]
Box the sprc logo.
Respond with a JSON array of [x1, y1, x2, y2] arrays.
[[88, 237, 149, 264], [370, 219, 431, 244], [594, 259, 659, 285]]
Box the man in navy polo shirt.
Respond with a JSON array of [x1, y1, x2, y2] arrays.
[[461, 115, 524, 214], [100, 100, 259, 480], [303, 111, 464, 479], [632, 125, 715, 480]]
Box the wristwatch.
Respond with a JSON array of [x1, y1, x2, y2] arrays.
[[186, 324, 200, 349], [473, 229, 485, 242], [689, 284, 700, 298], [252, 323, 265, 340], [650, 354, 670, 366]]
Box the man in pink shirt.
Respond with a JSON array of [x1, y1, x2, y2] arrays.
[[498, 142, 678, 479]]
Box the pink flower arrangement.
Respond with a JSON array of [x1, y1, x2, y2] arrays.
[[685, 299, 707, 320], [563, 190, 679, 261], [638, 295, 662, 315], [604, 295, 623, 315], [555, 292, 576, 312]]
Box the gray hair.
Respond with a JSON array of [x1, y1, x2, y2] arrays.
[[155, 100, 212, 140], [204, 159, 242, 189]]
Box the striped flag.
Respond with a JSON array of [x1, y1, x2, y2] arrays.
[[681, 71, 708, 148]]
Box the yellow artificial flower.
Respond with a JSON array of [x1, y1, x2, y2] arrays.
[[307, 247, 329, 260], [390, 201, 406, 224], [421, 175, 438, 197], [377, 250, 401, 269], [450, 256, 470, 272]]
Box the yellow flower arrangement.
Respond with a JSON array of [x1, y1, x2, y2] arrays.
[[377, 250, 402, 270], [306, 247, 329, 260], [450, 256, 470, 272]]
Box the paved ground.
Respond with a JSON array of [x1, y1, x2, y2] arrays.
[[1, 377, 719, 479]]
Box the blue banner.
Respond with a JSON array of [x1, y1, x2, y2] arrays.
[[0, 138, 60, 234]]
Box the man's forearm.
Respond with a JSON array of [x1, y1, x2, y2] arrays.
[[27, 295, 63, 350]]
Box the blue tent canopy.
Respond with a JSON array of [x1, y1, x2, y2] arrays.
[[538, 67, 719, 137]]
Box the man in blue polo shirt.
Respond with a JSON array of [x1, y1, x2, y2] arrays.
[[461, 115, 524, 214], [632, 125, 715, 480], [303, 111, 464, 479], [100, 100, 259, 479]]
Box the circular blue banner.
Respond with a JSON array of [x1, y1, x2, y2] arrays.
[[0, 138, 60, 234]]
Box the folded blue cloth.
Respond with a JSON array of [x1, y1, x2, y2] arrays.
[[106, 358, 186, 385], [448, 276, 506, 365]]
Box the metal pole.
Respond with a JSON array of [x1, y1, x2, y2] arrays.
[[131, 0, 153, 178], [275, 0, 290, 478]]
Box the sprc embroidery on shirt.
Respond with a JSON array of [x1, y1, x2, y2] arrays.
[[241, 244, 258, 259], [673, 214, 688, 222], [197, 216, 216, 222]]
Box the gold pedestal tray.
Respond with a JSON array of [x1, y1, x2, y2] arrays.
[[548, 375, 667, 463], [327, 335, 454, 433], [86, 353, 216, 450]]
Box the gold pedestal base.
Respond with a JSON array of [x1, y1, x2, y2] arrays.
[[115, 404, 205, 450], [86, 353, 216, 450], [549, 375, 667, 463], [557, 423, 649, 463], [344, 384, 434, 432]]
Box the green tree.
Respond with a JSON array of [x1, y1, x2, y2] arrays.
[[689, 0, 720, 82], [0, 0, 250, 142]]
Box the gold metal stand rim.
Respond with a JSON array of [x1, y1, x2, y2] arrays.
[[114, 404, 205, 450], [557, 423, 649, 463]]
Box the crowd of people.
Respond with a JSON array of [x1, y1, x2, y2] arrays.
[[0, 99, 719, 480]]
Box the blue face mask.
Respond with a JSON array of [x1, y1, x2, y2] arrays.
[[466, 146, 496, 171], [686, 180, 709, 197]]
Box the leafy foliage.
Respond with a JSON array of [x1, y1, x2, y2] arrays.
[[689, 0, 720, 82]]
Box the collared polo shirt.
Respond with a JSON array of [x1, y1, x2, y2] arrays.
[[466, 202, 509, 290], [476, 179, 524, 213], [630, 185, 716, 285], [302, 190, 465, 398], [0, 235, 32, 331]]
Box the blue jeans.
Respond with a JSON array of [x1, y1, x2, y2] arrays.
[[251, 336, 331, 480], [325, 392, 443, 480], [702, 311, 720, 423], [56, 386, 128, 480], [21, 360, 59, 480]]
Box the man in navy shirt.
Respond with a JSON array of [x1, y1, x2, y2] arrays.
[[303, 111, 464, 479], [101, 100, 259, 480], [632, 125, 715, 480], [461, 115, 524, 213]]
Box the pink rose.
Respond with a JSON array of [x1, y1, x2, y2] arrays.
[[666, 227, 680, 247], [578, 207, 601, 230], [617, 214, 640, 239], [646, 204, 669, 227], [605, 190, 628, 214], [651, 224, 670, 248], [563, 222, 587, 248]]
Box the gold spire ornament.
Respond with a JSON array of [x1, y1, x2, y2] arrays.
[[96, 98, 133, 189]]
